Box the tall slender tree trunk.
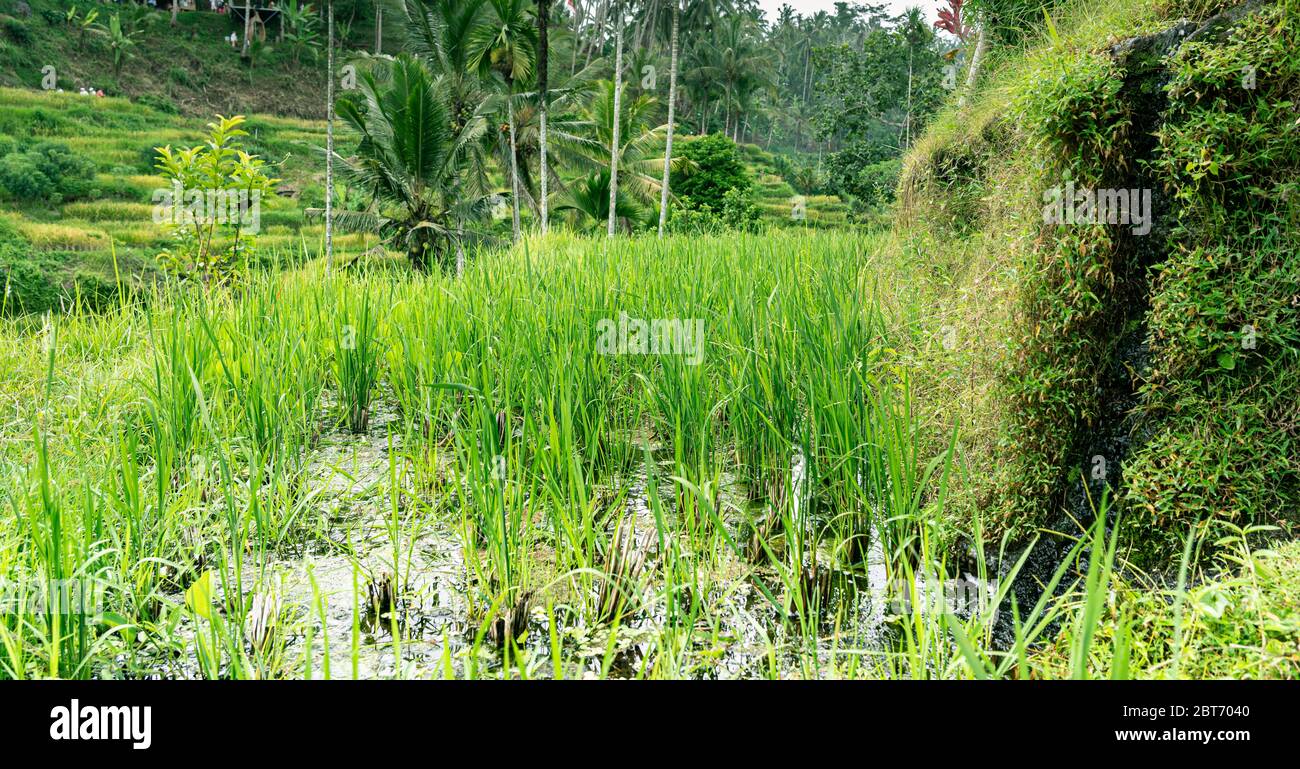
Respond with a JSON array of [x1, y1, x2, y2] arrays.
[[456, 224, 466, 275], [326, 0, 334, 274], [171, 1, 178, 27], [538, 0, 550, 234], [507, 94, 522, 241], [959, 26, 987, 108], [242, 0, 251, 57], [801, 49, 811, 102], [586, 0, 607, 69], [903, 45, 913, 150], [569, 0, 581, 75], [607, 21, 623, 237], [657, 1, 679, 238]]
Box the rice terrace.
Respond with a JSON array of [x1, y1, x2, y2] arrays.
[[0, 0, 1296, 693]]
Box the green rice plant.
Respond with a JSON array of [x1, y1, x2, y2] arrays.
[[330, 284, 381, 434]]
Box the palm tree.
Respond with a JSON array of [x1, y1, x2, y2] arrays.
[[537, 0, 550, 234], [468, 0, 538, 242], [556, 168, 645, 232], [401, 0, 495, 272], [606, 7, 623, 237], [657, 0, 679, 237], [712, 13, 773, 141], [329, 54, 492, 271], [500, 64, 604, 214], [682, 38, 721, 134]]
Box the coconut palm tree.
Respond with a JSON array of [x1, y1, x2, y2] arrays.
[[657, 0, 679, 237], [401, 0, 496, 270], [712, 13, 773, 141], [329, 54, 492, 271], [468, 0, 538, 242], [606, 7, 623, 237], [555, 168, 645, 232], [537, 0, 550, 233], [587, 80, 666, 207], [500, 64, 604, 212]]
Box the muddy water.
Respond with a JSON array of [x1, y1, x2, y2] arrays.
[[136, 403, 932, 679]]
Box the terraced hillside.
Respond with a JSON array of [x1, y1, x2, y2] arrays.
[[0, 86, 374, 311]]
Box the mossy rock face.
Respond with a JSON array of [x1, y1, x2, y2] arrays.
[[902, 1, 1299, 565], [1006, 1, 1300, 562], [1120, 1, 1300, 559]]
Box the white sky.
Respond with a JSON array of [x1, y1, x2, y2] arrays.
[[755, 0, 940, 25]]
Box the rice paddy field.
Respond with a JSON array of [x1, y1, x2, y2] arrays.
[[0, 85, 847, 308], [0, 227, 1293, 681], [0, 86, 375, 280], [0, 0, 1296, 693]]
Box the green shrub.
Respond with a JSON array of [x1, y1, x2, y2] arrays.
[[719, 187, 761, 232], [0, 15, 31, 46], [0, 152, 55, 200], [851, 158, 902, 210], [0, 140, 96, 203], [1120, 2, 1300, 559], [665, 202, 723, 235], [0, 220, 58, 315], [673, 134, 752, 211], [137, 93, 180, 115]]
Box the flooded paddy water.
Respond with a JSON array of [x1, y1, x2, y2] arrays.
[[117, 391, 1001, 680]]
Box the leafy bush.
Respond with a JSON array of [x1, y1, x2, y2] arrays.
[[137, 93, 180, 115], [1, 16, 31, 46], [719, 187, 761, 232], [0, 141, 96, 204], [153, 114, 278, 284], [667, 189, 761, 235], [672, 134, 752, 211], [665, 202, 723, 235], [844, 158, 902, 210], [0, 218, 59, 315]]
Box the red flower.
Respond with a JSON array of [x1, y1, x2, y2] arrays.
[[934, 0, 972, 43]]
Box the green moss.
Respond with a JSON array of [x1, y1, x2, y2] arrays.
[[992, 48, 1135, 533], [899, 0, 1299, 563], [1121, 1, 1300, 558]]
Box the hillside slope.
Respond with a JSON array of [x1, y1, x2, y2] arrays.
[[891, 0, 1298, 565], [0, 0, 330, 118], [0, 86, 378, 312]]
